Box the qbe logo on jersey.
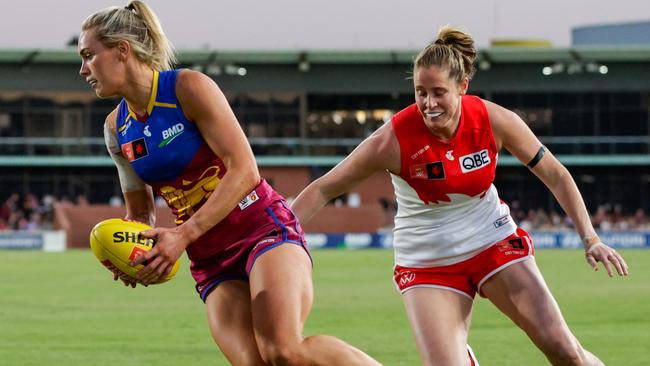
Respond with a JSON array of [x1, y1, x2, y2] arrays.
[[459, 149, 491, 173]]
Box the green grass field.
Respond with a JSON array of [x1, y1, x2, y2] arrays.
[[1, 248, 648, 365]]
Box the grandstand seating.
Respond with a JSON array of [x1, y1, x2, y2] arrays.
[[1, 47, 649, 239]]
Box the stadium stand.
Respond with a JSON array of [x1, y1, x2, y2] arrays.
[[1, 41, 649, 248]]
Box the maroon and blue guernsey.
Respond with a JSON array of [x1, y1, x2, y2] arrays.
[[115, 70, 307, 299]]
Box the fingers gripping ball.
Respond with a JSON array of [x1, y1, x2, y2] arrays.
[[89, 218, 180, 284]]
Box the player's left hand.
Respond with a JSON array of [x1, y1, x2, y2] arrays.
[[585, 242, 629, 277], [131, 226, 191, 285], [113, 271, 147, 288]]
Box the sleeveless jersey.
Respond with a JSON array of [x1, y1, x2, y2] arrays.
[[390, 95, 517, 267], [114, 70, 282, 261]]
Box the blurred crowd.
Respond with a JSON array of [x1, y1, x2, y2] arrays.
[[508, 201, 650, 232], [0, 193, 88, 232], [1, 192, 649, 232]]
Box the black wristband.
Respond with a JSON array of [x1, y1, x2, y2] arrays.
[[526, 146, 546, 169]]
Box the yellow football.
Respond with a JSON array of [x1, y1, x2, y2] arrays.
[[89, 218, 179, 284]]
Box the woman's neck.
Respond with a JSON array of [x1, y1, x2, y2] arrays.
[[123, 65, 155, 116]]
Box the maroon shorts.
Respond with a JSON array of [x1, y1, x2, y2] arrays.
[[191, 200, 310, 302], [393, 228, 534, 299]]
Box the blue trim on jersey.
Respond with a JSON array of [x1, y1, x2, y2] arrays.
[[115, 69, 206, 183]]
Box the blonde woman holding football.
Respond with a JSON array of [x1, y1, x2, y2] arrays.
[[78, 1, 381, 365], [291, 25, 628, 366]]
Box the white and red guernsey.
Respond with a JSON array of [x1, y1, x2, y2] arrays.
[[390, 95, 517, 267]]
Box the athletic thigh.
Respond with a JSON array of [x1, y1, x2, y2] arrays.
[[480, 258, 578, 351], [205, 280, 265, 366], [248, 243, 313, 350], [403, 287, 474, 366]]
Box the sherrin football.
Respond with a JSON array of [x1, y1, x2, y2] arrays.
[[89, 218, 179, 284]]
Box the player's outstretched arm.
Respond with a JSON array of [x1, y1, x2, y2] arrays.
[[487, 100, 629, 277], [291, 121, 400, 225]]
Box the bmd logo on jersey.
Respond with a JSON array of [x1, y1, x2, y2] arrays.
[[158, 123, 185, 147], [459, 149, 491, 173]]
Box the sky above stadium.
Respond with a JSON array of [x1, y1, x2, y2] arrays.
[[1, 0, 649, 50]]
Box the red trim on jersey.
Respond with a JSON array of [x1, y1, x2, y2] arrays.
[[391, 95, 498, 205]]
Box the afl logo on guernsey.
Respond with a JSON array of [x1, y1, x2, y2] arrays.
[[460, 149, 491, 173]]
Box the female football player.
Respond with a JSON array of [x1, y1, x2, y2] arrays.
[[291, 25, 629, 366], [78, 2, 381, 365]]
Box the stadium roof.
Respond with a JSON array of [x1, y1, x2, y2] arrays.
[[2, 45, 649, 95], [1, 46, 649, 65]]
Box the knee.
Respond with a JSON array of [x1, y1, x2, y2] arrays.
[[257, 341, 305, 366]]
